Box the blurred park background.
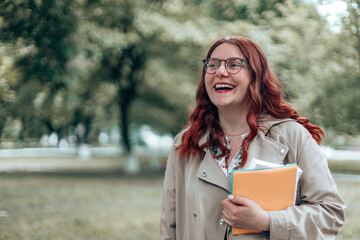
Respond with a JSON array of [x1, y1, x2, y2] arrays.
[[0, 0, 359, 239]]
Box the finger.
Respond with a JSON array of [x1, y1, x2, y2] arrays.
[[229, 194, 254, 206], [221, 197, 230, 207], [223, 216, 232, 226], [222, 197, 236, 209], [221, 209, 233, 226], [222, 206, 232, 217]]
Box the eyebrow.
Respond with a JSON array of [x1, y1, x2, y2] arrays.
[[209, 57, 244, 59]]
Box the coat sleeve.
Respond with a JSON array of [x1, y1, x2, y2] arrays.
[[268, 133, 346, 240], [160, 139, 180, 240]]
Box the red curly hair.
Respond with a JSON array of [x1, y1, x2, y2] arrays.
[[176, 36, 324, 166]]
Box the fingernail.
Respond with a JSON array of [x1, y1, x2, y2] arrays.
[[228, 194, 234, 200]]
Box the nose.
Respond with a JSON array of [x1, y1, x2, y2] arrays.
[[216, 61, 229, 77]]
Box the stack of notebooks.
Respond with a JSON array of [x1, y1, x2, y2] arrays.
[[231, 159, 302, 235]]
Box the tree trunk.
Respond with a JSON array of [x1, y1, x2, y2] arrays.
[[115, 44, 145, 173], [119, 88, 139, 173], [120, 101, 131, 153]]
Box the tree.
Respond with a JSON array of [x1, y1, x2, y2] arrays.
[[0, 0, 77, 142], [76, 0, 149, 171], [309, 0, 360, 141], [1, 0, 357, 152], [0, 43, 16, 143], [78, 0, 213, 171], [343, 0, 360, 70]]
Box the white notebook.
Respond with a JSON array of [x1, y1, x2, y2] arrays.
[[247, 158, 303, 182]]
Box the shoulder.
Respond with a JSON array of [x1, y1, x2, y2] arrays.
[[166, 130, 186, 172], [172, 127, 209, 147], [259, 115, 324, 165], [172, 128, 188, 147], [259, 114, 312, 147], [271, 120, 311, 139], [167, 128, 203, 170]]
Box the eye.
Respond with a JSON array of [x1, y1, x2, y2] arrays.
[[208, 60, 219, 68], [230, 63, 241, 68], [227, 60, 242, 69]]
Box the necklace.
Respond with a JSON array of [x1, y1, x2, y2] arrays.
[[224, 129, 249, 137]]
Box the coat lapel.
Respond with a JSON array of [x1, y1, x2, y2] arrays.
[[195, 117, 291, 192], [244, 131, 289, 168], [197, 149, 231, 193]]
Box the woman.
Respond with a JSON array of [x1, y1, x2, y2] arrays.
[[160, 36, 345, 240]]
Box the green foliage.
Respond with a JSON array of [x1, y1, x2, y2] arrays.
[[308, 0, 360, 137], [0, 0, 76, 87], [311, 71, 360, 135], [208, 0, 289, 23], [0, 0, 78, 141], [0, 0, 359, 149]]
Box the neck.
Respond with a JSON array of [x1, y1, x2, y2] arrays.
[[218, 106, 249, 136]]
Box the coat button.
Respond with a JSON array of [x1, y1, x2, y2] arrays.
[[202, 172, 208, 177], [193, 211, 197, 217], [280, 149, 286, 154], [219, 218, 225, 225]]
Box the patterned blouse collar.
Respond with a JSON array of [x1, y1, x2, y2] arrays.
[[210, 134, 247, 182]]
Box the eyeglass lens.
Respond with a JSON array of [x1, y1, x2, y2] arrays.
[[205, 58, 243, 74]]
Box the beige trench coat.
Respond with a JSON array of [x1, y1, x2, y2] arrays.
[[160, 116, 345, 240]]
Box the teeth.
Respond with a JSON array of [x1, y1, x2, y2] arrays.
[[215, 84, 234, 89]]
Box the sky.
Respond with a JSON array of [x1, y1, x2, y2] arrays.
[[310, 0, 348, 33]]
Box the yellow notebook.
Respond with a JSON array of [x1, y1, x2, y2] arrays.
[[231, 163, 300, 235]]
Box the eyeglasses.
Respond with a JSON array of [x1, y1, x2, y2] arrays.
[[202, 57, 249, 74]]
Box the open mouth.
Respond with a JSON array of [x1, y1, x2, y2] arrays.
[[214, 83, 235, 92]]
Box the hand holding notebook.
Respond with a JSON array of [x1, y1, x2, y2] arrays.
[[231, 159, 302, 235]]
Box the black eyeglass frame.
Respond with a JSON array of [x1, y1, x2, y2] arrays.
[[202, 57, 249, 74]]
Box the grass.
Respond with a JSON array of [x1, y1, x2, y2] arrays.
[[328, 160, 360, 175], [334, 174, 360, 239], [0, 157, 359, 239], [0, 173, 163, 240]]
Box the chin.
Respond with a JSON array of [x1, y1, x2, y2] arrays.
[[213, 102, 234, 109]]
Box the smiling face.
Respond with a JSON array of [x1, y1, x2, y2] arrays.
[[204, 43, 252, 113]]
